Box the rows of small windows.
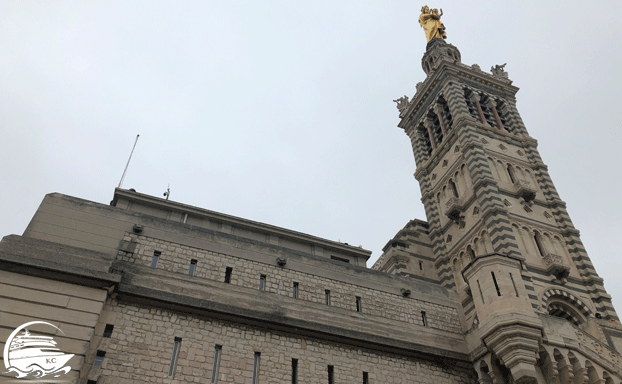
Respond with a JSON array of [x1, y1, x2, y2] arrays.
[[164, 340, 373, 383], [487, 157, 538, 188], [150, 252, 368, 314]]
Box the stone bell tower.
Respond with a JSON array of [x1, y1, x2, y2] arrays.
[[390, 6, 622, 384]]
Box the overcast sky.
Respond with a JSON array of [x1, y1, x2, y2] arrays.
[[1, 1, 621, 313]]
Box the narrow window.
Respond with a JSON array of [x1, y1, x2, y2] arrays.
[[328, 365, 334, 384], [507, 164, 516, 183], [103, 324, 114, 338], [491, 272, 501, 296], [419, 261, 424, 271], [151, 251, 161, 268], [182, 213, 188, 224], [331, 255, 350, 263], [211, 345, 222, 383], [477, 280, 485, 303], [189, 259, 197, 276], [534, 232, 545, 256], [449, 180, 459, 198], [325, 290, 331, 306], [363, 371, 369, 384], [259, 275, 266, 291], [467, 245, 476, 259], [291, 358, 298, 384], [421, 311, 427, 326], [224, 267, 233, 283], [87, 380, 97, 384], [94, 350, 106, 367], [356, 296, 362, 313], [252, 352, 261, 384], [168, 337, 182, 377], [510, 273, 519, 297], [293, 282, 299, 298]]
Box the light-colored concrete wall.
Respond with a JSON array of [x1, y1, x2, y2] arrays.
[[0, 270, 108, 382]]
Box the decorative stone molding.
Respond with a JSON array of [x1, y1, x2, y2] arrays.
[[513, 180, 536, 203], [543, 253, 570, 280], [444, 196, 464, 220]]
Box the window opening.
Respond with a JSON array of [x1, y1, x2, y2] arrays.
[[477, 280, 485, 303], [363, 371, 369, 384], [356, 296, 362, 312], [94, 350, 106, 367], [509, 273, 519, 297], [293, 282, 299, 298], [503, 199, 512, 207], [259, 275, 266, 291], [473, 206, 480, 215], [189, 259, 197, 276], [292, 359, 298, 384], [103, 324, 114, 338], [507, 164, 516, 183], [328, 365, 334, 384], [151, 251, 161, 268], [491, 272, 501, 296], [224, 267, 233, 283], [325, 290, 331, 306], [211, 345, 222, 383], [168, 338, 181, 377], [442, 159, 448, 168], [534, 233, 545, 256], [449, 180, 459, 198], [421, 311, 428, 326], [419, 261, 424, 271], [252, 352, 261, 384], [446, 235, 453, 243], [182, 213, 188, 224], [331, 255, 350, 263], [467, 245, 476, 259]]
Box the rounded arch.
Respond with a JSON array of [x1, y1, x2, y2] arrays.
[[542, 288, 592, 324]]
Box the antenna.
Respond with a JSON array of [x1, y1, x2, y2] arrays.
[[118, 134, 140, 189], [163, 184, 170, 200]]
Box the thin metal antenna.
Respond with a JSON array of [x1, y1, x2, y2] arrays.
[[164, 184, 170, 200], [118, 134, 140, 188]]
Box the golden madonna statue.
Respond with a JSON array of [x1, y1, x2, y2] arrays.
[[419, 5, 447, 42]]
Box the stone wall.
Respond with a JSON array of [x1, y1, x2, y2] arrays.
[[117, 234, 462, 334], [96, 299, 476, 384]]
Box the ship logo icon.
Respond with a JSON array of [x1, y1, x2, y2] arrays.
[[2, 321, 74, 379]]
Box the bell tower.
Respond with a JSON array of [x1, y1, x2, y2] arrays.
[[391, 6, 621, 384]]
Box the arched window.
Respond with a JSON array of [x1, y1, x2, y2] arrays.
[[449, 180, 459, 198], [534, 231, 546, 256], [507, 164, 516, 184], [467, 245, 476, 260]]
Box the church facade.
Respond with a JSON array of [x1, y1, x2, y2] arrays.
[[1, 24, 622, 384]]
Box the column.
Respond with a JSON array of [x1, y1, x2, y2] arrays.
[[486, 99, 508, 132], [469, 93, 488, 125], [433, 104, 448, 135], [423, 119, 437, 150]]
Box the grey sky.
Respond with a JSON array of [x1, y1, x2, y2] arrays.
[[1, 2, 621, 313]]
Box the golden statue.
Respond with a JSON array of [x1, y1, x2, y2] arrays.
[[419, 5, 447, 42]]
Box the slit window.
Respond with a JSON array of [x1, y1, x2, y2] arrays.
[[507, 164, 516, 183], [151, 251, 161, 268], [189, 259, 197, 276], [259, 275, 266, 291], [510, 273, 519, 297], [449, 180, 459, 198], [328, 365, 334, 384], [477, 280, 485, 303], [168, 337, 181, 377], [252, 352, 261, 384], [421, 311, 428, 326], [224, 267, 233, 283], [103, 324, 114, 338], [293, 282, 299, 298], [356, 296, 362, 312], [211, 345, 222, 383], [325, 290, 331, 306], [419, 261, 424, 271], [292, 359, 298, 384], [363, 371, 369, 384], [94, 350, 106, 367], [534, 232, 545, 256], [491, 272, 501, 296]]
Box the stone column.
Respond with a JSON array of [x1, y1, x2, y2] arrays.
[[469, 93, 488, 125], [486, 99, 507, 132], [433, 104, 448, 135], [423, 119, 437, 150]]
